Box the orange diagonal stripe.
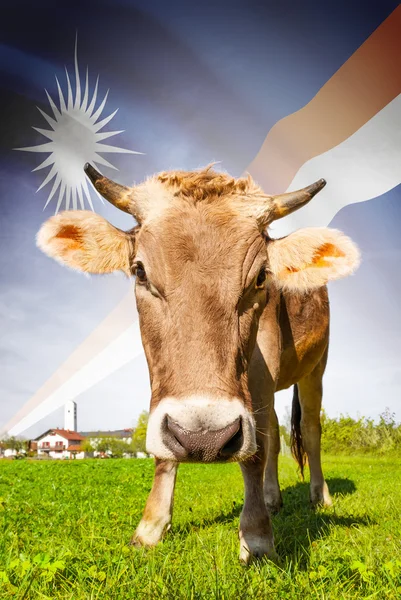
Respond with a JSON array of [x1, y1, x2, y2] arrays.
[[247, 5, 401, 193]]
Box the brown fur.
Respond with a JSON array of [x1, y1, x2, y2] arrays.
[[134, 202, 266, 410], [37, 166, 360, 561], [55, 224, 83, 246], [156, 165, 261, 201]]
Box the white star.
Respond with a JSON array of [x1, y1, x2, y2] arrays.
[[16, 37, 141, 213]]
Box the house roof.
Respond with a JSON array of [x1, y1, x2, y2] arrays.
[[34, 429, 85, 442], [68, 445, 83, 452]]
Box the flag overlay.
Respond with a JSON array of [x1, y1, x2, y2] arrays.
[[1, 1, 400, 437]]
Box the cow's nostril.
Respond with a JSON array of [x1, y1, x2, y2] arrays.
[[166, 416, 189, 449], [164, 415, 242, 462], [219, 420, 243, 457], [162, 416, 188, 460]]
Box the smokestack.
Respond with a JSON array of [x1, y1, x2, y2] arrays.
[[64, 400, 77, 431]]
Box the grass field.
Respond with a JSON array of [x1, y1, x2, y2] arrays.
[[0, 455, 400, 599]]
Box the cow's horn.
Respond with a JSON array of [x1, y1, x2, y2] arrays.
[[270, 178, 326, 221], [84, 163, 132, 214]]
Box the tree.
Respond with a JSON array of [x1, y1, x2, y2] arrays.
[[282, 405, 292, 433], [279, 424, 291, 448], [90, 435, 130, 458], [108, 438, 130, 458], [81, 438, 95, 454], [3, 437, 25, 453], [130, 411, 149, 455], [94, 436, 113, 455]]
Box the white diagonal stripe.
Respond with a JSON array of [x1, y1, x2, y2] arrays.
[[270, 93, 401, 238]]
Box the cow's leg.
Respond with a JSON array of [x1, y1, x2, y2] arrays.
[[242, 294, 281, 563], [297, 362, 332, 507], [263, 406, 283, 513], [131, 459, 178, 547], [239, 428, 276, 564]]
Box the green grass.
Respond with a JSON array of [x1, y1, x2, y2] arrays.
[[0, 455, 400, 599]]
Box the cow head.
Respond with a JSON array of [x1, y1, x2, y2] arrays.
[[37, 165, 360, 462]]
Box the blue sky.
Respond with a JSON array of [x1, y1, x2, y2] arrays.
[[0, 0, 400, 437]]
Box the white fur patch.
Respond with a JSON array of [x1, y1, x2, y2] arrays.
[[36, 210, 132, 274], [267, 227, 360, 292], [146, 396, 256, 461], [132, 178, 174, 223], [134, 519, 170, 547]]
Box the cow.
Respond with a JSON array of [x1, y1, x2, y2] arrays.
[[37, 163, 360, 563]]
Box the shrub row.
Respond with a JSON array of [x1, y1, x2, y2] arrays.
[[320, 408, 401, 455]]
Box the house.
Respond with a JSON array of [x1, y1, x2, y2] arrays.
[[4, 448, 18, 458], [0, 440, 26, 459], [29, 427, 142, 459], [29, 441, 38, 453], [34, 429, 86, 459], [1, 447, 18, 458]]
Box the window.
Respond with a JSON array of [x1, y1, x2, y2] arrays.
[[42, 442, 50, 448]]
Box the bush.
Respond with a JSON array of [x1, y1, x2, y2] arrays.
[[320, 408, 401, 455]]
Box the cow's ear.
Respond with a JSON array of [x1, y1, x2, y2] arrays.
[[266, 227, 360, 292], [37, 211, 136, 275]]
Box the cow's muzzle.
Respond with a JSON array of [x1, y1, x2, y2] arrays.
[[163, 415, 243, 462], [146, 396, 257, 463]]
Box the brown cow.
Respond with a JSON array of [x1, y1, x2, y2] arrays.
[[37, 164, 360, 563]]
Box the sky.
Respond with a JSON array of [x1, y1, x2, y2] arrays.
[[0, 0, 400, 438]]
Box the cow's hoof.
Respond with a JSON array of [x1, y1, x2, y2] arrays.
[[130, 519, 170, 548], [239, 532, 277, 565], [264, 492, 283, 514], [310, 481, 333, 508]]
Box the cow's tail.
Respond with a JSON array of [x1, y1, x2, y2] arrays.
[[290, 384, 306, 480]]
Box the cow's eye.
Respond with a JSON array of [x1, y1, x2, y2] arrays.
[[256, 267, 266, 288], [135, 262, 147, 284]]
